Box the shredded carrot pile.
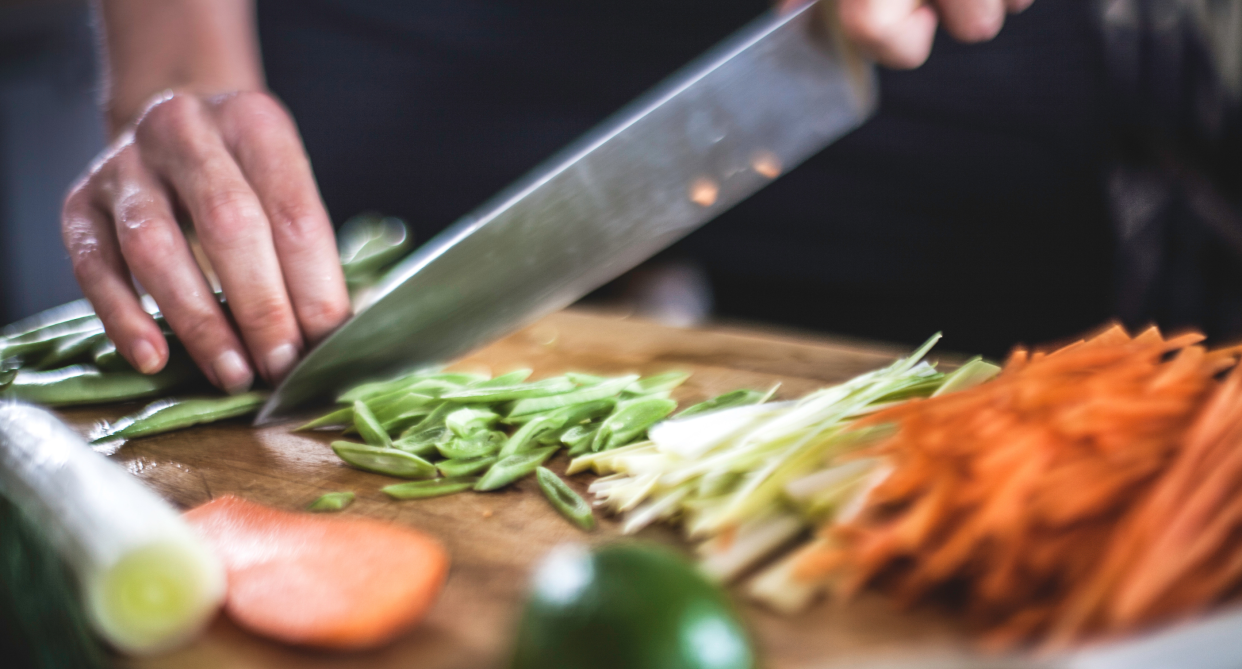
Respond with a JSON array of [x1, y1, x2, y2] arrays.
[[796, 324, 1242, 647]]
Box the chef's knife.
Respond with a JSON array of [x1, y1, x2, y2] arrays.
[[258, 0, 877, 422]]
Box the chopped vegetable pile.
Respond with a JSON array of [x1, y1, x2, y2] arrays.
[[782, 325, 1242, 647], [303, 366, 736, 529]]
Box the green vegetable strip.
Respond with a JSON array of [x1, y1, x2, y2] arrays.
[[90, 392, 269, 443], [591, 398, 676, 452], [440, 376, 576, 403], [353, 400, 392, 448], [437, 430, 504, 459], [475, 446, 559, 491], [624, 370, 690, 397], [438, 455, 499, 478], [676, 388, 769, 419], [445, 406, 499, 437], [535, 467, 595, 531], [1, 359, 199, 407], [507, 375, 638, 417], [307, 491, 355, 512], [331, 441, 437, 479], [382, 477, 478, 500]]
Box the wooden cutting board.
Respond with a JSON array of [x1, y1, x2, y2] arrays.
[[57, 309, 976, 669]]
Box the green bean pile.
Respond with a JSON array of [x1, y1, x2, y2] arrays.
[[305, 367, 751, 530]]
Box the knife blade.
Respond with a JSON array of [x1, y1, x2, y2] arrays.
[[258, 0, 877, 422]]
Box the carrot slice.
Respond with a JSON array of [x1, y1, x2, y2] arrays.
[[184, 495, 449, 649]]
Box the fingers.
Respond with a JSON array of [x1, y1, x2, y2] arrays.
[[935, 0, 1006, 43], [836, 0, 1033, 69], [838, 0, 940, 69], [134, 94, 304, 384], [211, 92, 351, 345], [101, 143, 255, 393], [62, 172, 169, 376]]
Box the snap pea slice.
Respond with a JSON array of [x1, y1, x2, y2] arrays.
[[353, 400, 392, 448], [676, 388, 769, 419], [470, 369, 533, 387], [307, 491, 355, 512], [591, 397, 677, 452], [381, 407, 434, 435], [533, 399, 618, 446], [507, 375, 637, 417], [1, 317, 105, 360], [535, 467, 595, 531], [336, 370, 483, 403], [1, 297, 96, 340], [339, 213, 412, 283], [382, 477, 478, 500], [624, 370, 690, 397], [399, 402, 454, 439], [500, 413, 565, 457], [438, 455, 498, 478], [298, 405, 354, 431], [373, 392, 436, 423], [331, 441, 437, 479], [0, 358, 199, 407], [565, 372, 607, 386], [445, 406, 499, 438], [90, 391, 269, 442], [474, 445, 558, 491], [440, 376, 575, 403], [392, 426, 448, 457], [437, 430, 505, 459]]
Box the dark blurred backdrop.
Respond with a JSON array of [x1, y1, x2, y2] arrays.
[[2, 0, 1240, 357]]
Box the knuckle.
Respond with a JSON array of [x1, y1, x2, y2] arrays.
[[175, 304, 225, 349], [116, 217, 180, 266], [298, 296, 351, 338], [197, 189, 265, 243], [838, 1, 890, 47], [268, 201, 326, 240], [135, 94, 202, 146]]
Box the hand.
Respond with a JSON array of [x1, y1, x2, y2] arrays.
[[784, 0, 1034, 69], [62, 90, 351, 393]]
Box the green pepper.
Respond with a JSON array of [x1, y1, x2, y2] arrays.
[[445, 406, 499, 438], [331, 441, 437, 479], [507, 375, 637, 417], [437, 430, 505, 459], [353, 400, 392, 448], [90, 391, 269, 442], [381, 477, 478, 500], [475, 445, 558, 491], [591, 397, 676, 452], [535, 467, 595, 531], [440, 376, 576, 403], [307, 491, 355, 512], [0, 359, 199, 407], [675, 389, 768, 419], [438, 455, 499, 478]]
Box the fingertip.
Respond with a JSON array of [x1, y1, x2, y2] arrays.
[[263, 342, 300, 383], [130, 338, 166, 375], [213, 349, 255, 395]]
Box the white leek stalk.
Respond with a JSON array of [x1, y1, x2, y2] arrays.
[[0, 403, 224, 655]]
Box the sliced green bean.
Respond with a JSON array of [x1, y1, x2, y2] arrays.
[[399, 403, 454, 439], [0, 358, 199, 407], [90, 391, 268, 442], [533, 399, 618, 446], [474, 445, 558, 491], [535, 467, 595, 531], [331, 441, 437, 479], [392, 426, 448, 457], [339, 213, 412, 283], [382, 477, 478, 500], [624, 371, 690, 397], [0, 357, 19, 391], [307, 491, 355, 512], [353, 400, 392, 448], [500, 412, 565, 457], [1, 318, 105, 360], [440, 376, 575, 403], [507, 375, 637, 417], [675, 388, 768, 419], [381, 407, 434, 435], [591, 397, 676, 452], [470, 369, 533, 387], [437, 429, 504, 459], [1, 297, 96, 340], [438, 455, 498, 478], [445, 406, 499, 438], [372, 392, 436, 423], [563, 424, 601, 456], [298, 405, 354, 431], [336, 369, 483, 403], [565, 372, 607, 386]]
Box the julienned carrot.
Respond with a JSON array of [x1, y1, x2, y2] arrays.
[[183, 495, 449, 649], [790, 324, 1242, 647]]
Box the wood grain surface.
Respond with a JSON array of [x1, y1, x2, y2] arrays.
[[57, 310, 980, 669]]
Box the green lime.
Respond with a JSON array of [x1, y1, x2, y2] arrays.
[[510, 543, 756, 669]]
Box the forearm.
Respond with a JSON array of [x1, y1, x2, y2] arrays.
[[93, 0, 264, 135]]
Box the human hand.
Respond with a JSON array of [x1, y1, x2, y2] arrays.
[[62, 90, 351, 394], [783, 0, 1034, 69]]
